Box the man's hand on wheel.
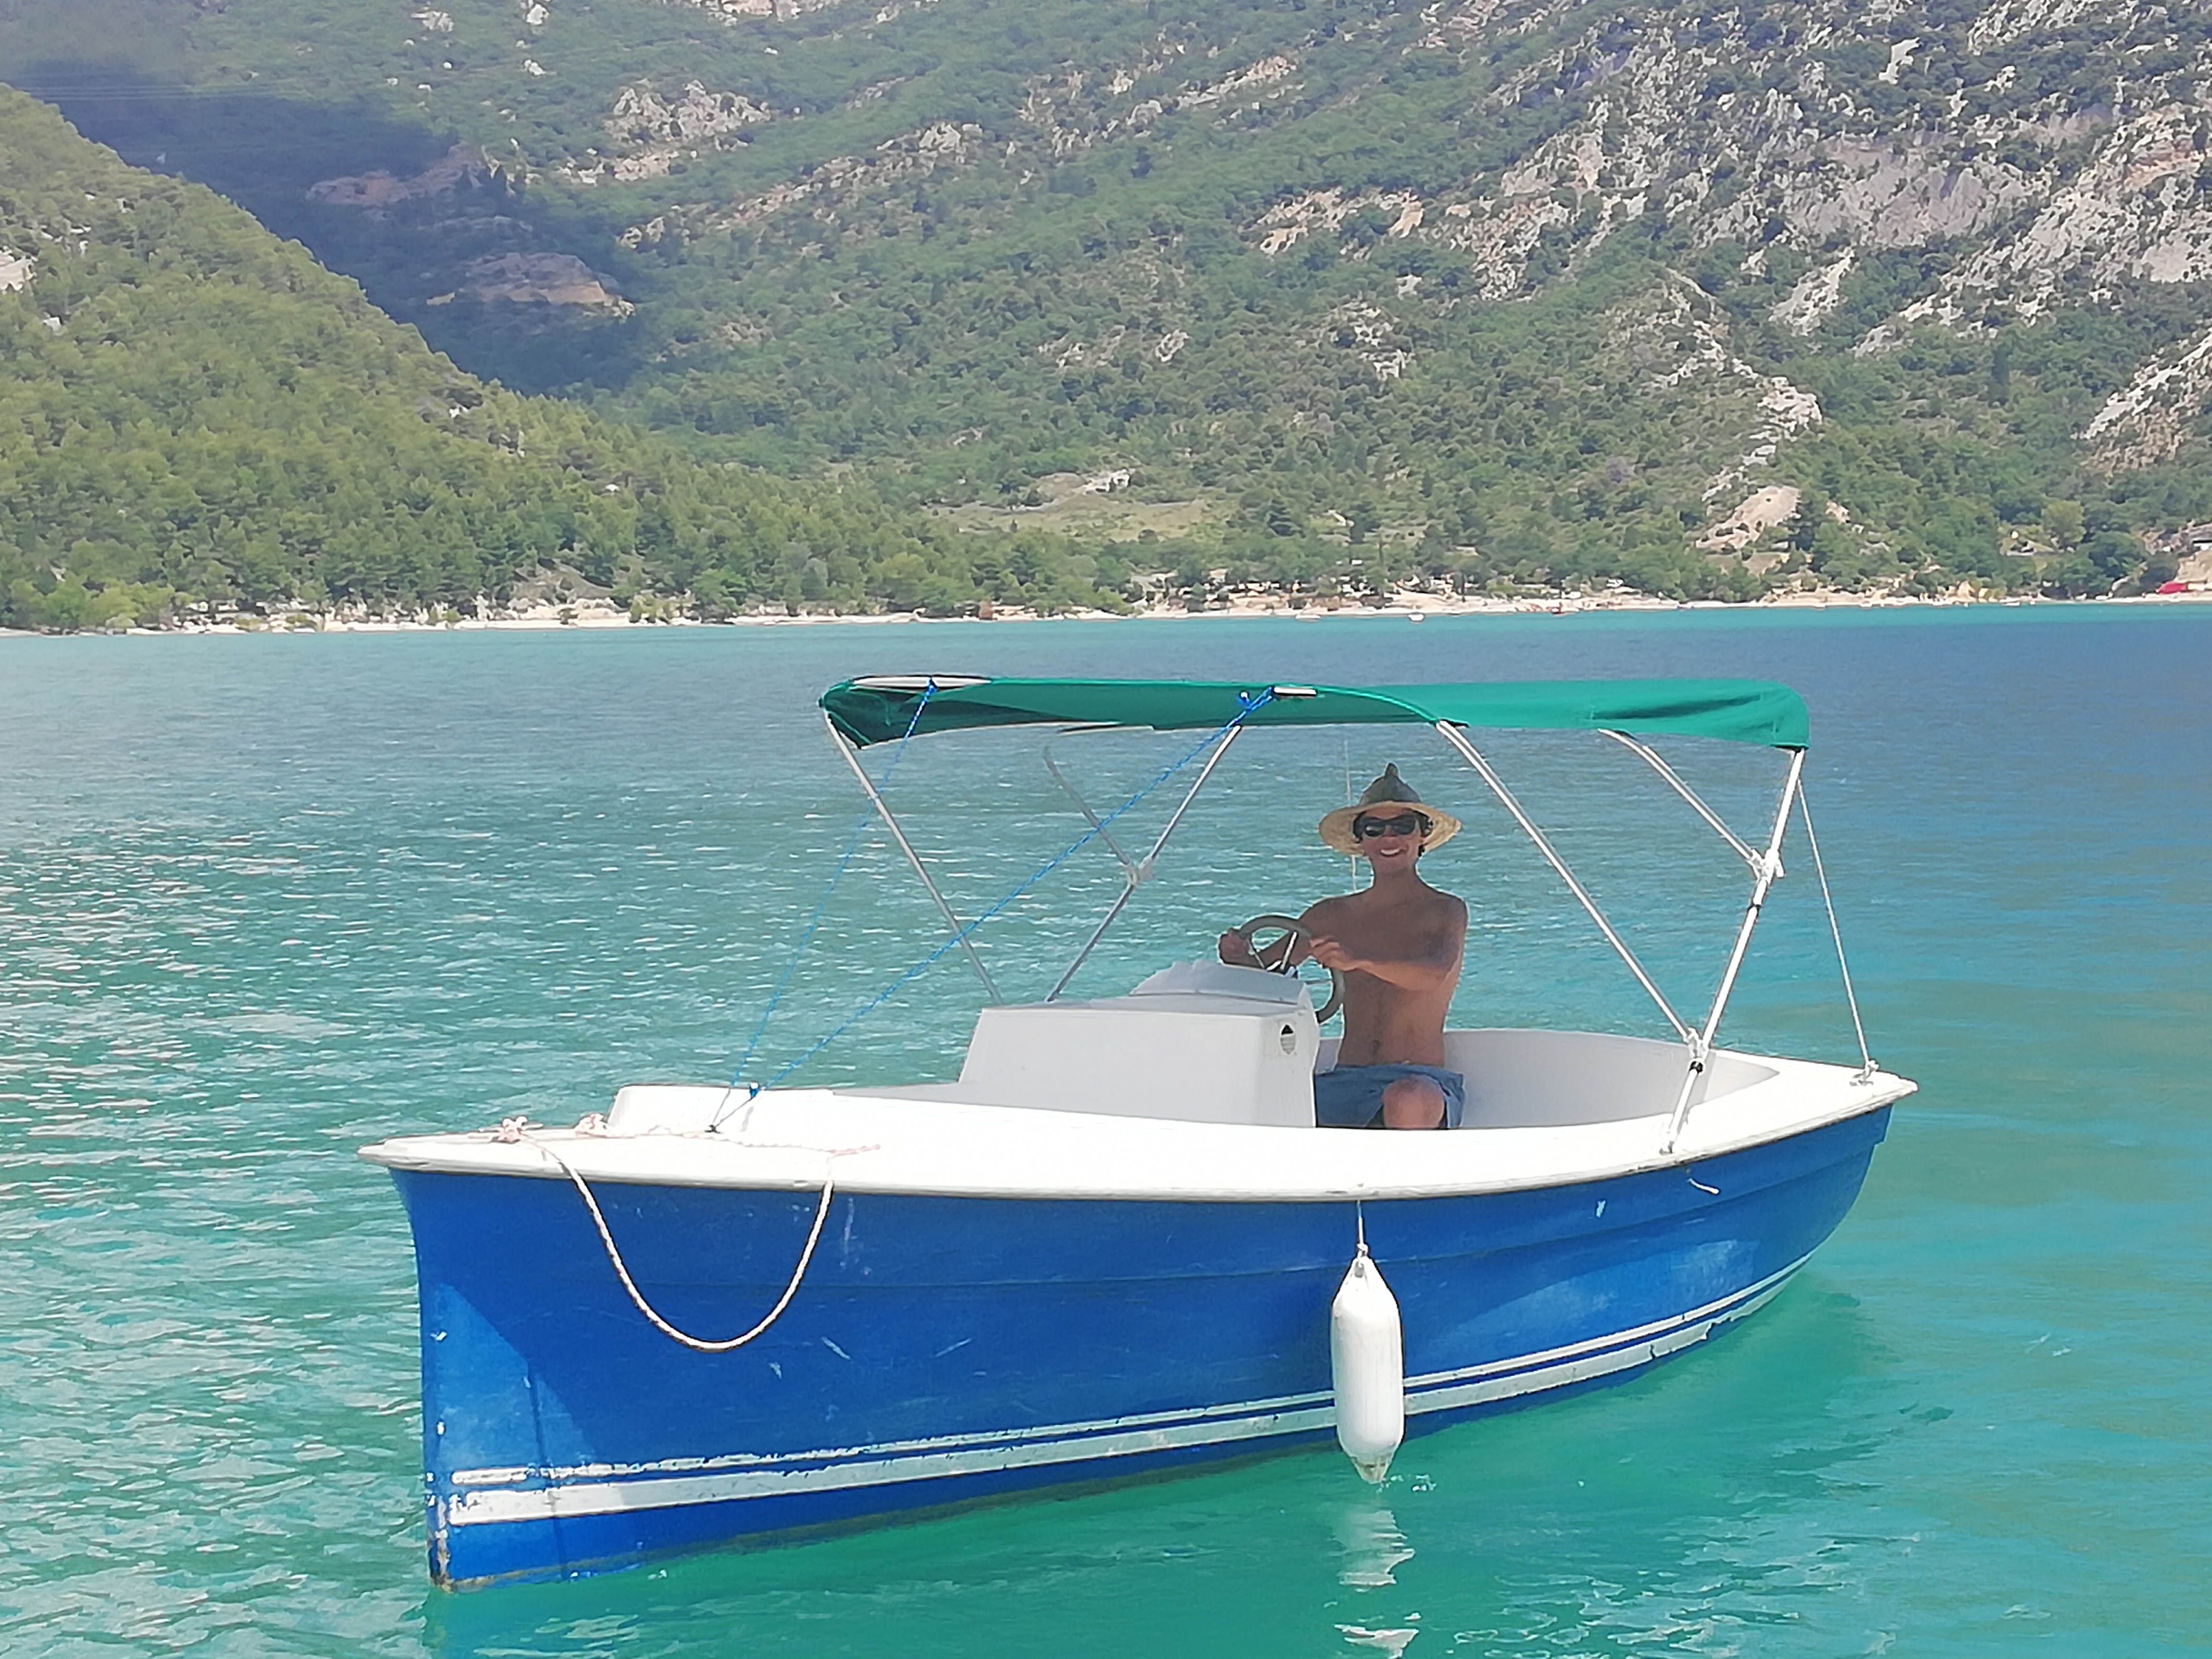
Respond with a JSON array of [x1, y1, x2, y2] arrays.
[[1303, 934, 1363, 974]]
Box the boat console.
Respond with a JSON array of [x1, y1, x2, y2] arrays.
[[938, 961, 1322, 1127]]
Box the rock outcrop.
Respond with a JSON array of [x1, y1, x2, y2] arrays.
[[307, 145, 492, 209], [2081, 325, 2212, 470], [427, 252, 628, 312], [596, 80, 775, 180]]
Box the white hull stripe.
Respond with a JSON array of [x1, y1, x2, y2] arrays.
[[1404, 1252, 1806, 1392], [448, 1258, 1808, 1528]]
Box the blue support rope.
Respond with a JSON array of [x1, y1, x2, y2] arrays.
[[728, 680, 938, 1083], [756, 688, 1276, 1092]]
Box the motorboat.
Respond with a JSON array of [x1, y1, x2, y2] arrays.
[[361, 676, 1914, 1587]]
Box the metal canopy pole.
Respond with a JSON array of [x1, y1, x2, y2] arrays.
[[1046, 725, 1243, 1000], [1431, 721, 1693, 1044], [1597, 729, 1761, 872], [1660, 745, 1806, 1154], [824, 714, 1002, 1004], [1042, 739, 1141, 878]]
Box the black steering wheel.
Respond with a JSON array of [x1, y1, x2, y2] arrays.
[[1234, 914, 1345, 1024]]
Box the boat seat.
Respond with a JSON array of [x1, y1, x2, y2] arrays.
[[1362, 1030, 1781, 1129]]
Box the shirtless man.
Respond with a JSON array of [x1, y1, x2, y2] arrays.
[[1219, 765, 1469, 1130]]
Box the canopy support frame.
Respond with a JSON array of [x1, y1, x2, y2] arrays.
[[1661, 746, 1807, 1154], [1046, 725, 1244, 1001], [1041, 732, 1142, 878], [1431, 721, 1694, 1044], [816, 679, 1871, 1146], [825, 715, 1003, 1004]]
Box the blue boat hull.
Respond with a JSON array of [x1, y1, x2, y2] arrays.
[[392, 1105, 1889, 1586]]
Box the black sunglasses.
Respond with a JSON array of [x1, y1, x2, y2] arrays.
[[1353, 813, 1429, 841]]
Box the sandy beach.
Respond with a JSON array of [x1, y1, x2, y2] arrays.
[[115, 587, 2212, 636], [0, 579, 2202, 640]]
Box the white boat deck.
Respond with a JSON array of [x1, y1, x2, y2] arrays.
[[360, 1029, 1914, 1203]]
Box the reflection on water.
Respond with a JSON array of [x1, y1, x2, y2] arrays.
[[1336, 1623, 1423, 1656], [1336, 1504, 1422, 1656], [1336, 1504, 1417, 1588]]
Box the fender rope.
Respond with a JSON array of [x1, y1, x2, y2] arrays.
[[497, 1117, 834, 1354]]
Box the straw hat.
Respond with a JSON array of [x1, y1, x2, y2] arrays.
[[1318, 764, 1462, 855]]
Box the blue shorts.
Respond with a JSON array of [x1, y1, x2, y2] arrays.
[[1313, 1064, 1465, 1130]]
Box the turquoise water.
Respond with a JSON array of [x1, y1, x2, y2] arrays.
[[3, 609, 2206, 1657]]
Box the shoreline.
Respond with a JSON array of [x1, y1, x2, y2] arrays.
[[8, 586, 2210, 639]]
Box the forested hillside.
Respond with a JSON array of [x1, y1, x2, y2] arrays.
[[7, 0, 2212, 607], [0, 90, 1116, 628]]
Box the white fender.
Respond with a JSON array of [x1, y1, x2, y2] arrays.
[[1329, 1246, 1404, 1484]]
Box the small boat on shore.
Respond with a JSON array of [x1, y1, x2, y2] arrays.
[[363, 676, 1912, 1587]]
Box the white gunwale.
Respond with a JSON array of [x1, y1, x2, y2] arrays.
[[359, 1037, 1912, 1204]]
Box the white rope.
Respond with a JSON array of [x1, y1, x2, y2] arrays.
[[1795, 789, 1876, 1079], [495, 1118, 836, 1354]]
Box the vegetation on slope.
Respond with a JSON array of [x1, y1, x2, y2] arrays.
[[0, 90, 1118, 629]]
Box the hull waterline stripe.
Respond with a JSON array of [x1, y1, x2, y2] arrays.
[[445, 1257, 1809, 1528]]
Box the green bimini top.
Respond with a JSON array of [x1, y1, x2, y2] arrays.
[[821, 676, 1809, 751]]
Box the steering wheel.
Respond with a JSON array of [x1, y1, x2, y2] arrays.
[[1234, 914, 1345, 1024]]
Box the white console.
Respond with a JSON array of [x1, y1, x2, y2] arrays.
[[950, 962, 1321, 1127]]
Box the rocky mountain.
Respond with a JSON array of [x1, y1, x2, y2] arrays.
[[7, 0, 2210, 601]]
